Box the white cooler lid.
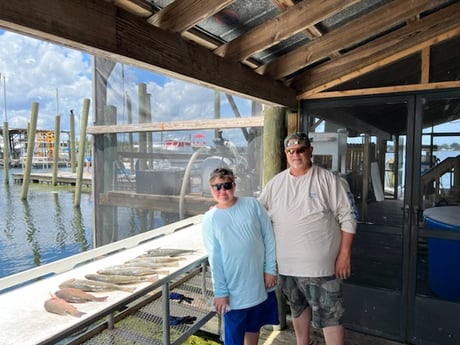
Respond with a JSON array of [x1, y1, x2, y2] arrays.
[[424, 206, 460, 227]]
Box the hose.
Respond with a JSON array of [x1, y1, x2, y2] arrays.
[[179, 146, 210, 220]]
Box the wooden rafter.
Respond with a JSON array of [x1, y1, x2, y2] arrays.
[[147, 0, 233, 33], [303, 81, 460, 99], [271, 0, 325, 41], [421, 47, 430, 84], [213, 0, 359, 62], [109, 0, 153, 18], [257, 0, 447, 79], [293, 2, 460, 98]]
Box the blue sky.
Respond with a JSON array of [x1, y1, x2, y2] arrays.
[[0, 29, 257, 145]]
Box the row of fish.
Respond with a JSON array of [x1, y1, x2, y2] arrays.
[[44, 247, 196, 317]]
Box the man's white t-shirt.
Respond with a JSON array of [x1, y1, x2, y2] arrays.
[[259, 165, 357, 277]]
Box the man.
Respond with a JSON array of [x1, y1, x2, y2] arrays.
[[258, 132, 357, 345]]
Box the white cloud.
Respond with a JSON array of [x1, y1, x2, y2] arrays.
[[0, 29, 259, 147], [0, 31, 91, 130]]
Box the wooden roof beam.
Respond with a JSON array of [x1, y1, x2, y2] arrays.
[[214, 0, 359, 62], [293, 2, 460, 98], [147, 0, 234, 33], [304, 81, 460, 99], [109, 0, 153, 18], [271, 0, 325, 41], [258, 0, 448, 79]]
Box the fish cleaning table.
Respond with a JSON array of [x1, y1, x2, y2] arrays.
[[0, 215, 214, 345]]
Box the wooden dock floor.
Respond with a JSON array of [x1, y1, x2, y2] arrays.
[[12, 171, 92, 187], [259, 317, 405, 345]]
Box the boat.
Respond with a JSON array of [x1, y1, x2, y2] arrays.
[[162, 134, 207, 152], [163, 136, 194, 152]]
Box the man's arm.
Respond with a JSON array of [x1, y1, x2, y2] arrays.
[[335, 231, 354, 280]]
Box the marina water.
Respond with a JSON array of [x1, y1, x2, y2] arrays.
[[0, 168, 93, 279]]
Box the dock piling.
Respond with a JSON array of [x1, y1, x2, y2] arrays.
[[20, 102, 39, 200]]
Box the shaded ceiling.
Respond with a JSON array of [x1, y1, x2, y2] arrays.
[[0, 0, 459, 137]]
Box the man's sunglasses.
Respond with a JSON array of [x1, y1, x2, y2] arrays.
[[212, 182, 234, 191], [286, 146, 309, 155]]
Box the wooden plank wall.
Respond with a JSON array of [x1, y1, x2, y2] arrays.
[[347, 143, 375, 172], [347, 143, 376, 198]]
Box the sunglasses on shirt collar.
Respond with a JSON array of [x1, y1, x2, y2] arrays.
[[211, 182, 234, 191]]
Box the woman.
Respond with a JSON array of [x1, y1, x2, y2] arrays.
[[202, 167, 278, 345]]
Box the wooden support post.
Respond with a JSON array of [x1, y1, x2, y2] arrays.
[[138, 83, 148, 170], [226, 93, 249, 141], [262, 106, 286, 187], [93, 57, 116, 247], [126, 94, 134, 174], [286, 109, 299, 136], [102, 105, 118, 244], [74, 99, 90, 207], [146, 92, 153, 169], [262, 105, 287, 330], [361, 134, 370, 219]]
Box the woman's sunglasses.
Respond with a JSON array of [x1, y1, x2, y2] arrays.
[[212, 182, 234, 191]]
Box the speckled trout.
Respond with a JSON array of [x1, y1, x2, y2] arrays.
[[85, 273, 161, 285], [144, 247, 196, 257], [123, 259, 179, 268], [59, 278, 135, 293], [128, 255, 185, 264], [97, 265, 168, 276]]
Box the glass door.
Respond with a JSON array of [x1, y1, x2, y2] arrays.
[[303, 91, 460, 344], [410, 90, 460, 344], [303, 96, 411, 342]]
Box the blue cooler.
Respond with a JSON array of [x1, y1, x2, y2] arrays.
[[424, 206, 460, 302]]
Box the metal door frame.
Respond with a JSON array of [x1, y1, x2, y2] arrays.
[[302, 95, 412, 342], [407, 90, 460, 345], [303, 90, 460, 344]]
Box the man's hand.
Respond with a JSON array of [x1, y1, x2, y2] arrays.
[[335, 250, 351, 279], [336, 231, 353, 279]]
